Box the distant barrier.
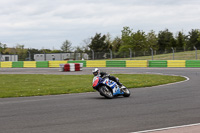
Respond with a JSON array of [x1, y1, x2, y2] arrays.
[[1, 61, 12, 68], [86, 60, 106, 67], [12, 61, 23, 68], [126, 60, 147, 67], [186, 60, 200, 67], [36, 61, 49, 68], [149, 60, 167, 67], [106, 60, 126, 67], [23, 61, 36, 68], [1, 60, 200, 68], [49, 61, 67, 68], [167, 60, 186, 67]]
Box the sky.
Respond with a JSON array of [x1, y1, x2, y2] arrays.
[[0, 0, 200, 50]]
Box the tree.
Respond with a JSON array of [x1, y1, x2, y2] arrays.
[[80, 38, 91, 53], [121, 27, 148, 52], [176, 31, 187, 50], [119, 26, 134, 54], [146, 30, 158, 51], [27, 48, 41, 61], [121, 26, 133, 46], [50, 50, 62, 53], [61, 40, 73, 52], [15, 44, 27, 61], [44, 48, 52, 53], [0, 42, 7, 53], [198, 34, 200, 42], [111, 36, 122, 52], [82, 38, 91, 46], [105, 33, 113, 50], [88, 33, 108, 51], [157, 29, 175, 52], [74, 46, 84, 53], [132, 30, 147, 51], [186, 29, 200, 50]]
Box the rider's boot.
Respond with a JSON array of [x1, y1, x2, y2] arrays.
[[117, 82, 124, 93], [117, 82, 123, 88]]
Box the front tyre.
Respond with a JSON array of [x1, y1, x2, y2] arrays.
[[122, 87, 131, 97], [99, 86, 113, 99]]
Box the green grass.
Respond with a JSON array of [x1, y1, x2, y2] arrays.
[[110, 50, 200, 60], [0, 74, 186, 98]]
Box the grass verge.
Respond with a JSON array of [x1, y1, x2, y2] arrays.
[[0, 74, 186, 98]]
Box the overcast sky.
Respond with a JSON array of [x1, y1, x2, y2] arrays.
[[0, 0, 200, 49]]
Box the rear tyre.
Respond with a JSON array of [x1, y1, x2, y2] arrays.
[[99, 86, 113, 99]]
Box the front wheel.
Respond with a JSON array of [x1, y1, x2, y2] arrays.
[[99, 86, 113, 99], [122, 87, 131, 97]]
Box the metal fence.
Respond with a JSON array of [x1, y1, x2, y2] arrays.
[[1, 48, 199, 61], [87, 48, 200, 60]]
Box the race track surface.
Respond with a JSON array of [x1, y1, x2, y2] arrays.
[[0, 68, 200, 133]]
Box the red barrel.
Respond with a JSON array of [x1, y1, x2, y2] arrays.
[[64, 64, 70, 71], [75, 63, 80, 71]]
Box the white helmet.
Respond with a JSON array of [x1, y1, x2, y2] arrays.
[[92, 68, 100, 76]]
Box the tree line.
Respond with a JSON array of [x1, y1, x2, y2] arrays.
[[89, 27, 200, 53], [1, 27, 200, 60]]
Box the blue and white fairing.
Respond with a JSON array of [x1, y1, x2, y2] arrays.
[[93, 76, 124, 96]]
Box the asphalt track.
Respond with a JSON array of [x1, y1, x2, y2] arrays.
[[0, 67, 200, 133]]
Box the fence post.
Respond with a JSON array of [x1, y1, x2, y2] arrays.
[[60, 53, 62, 60], [43, 50, 46, 61], [194, 46, 197, 60], [171, 47, 174, 60], [109, 49, 112, 60], [129, 48, 132, 60], [91, 50, 94, 60], [14, 51, 16, 61], [28, 51, 31, 61], [0, 52, 2, 61], [150, 47, 153, 60]]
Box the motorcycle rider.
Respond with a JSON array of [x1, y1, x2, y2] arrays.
[[92, 68, 123, 87]]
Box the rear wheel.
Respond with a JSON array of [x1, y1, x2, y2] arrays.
[[99, 86, 113, 99]]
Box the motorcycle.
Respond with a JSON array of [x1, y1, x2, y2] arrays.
[[92, 76, 130, 99]]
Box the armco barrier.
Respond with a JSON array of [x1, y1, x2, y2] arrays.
[[106, 60, 126, 67], [49, 61, 67, 67], [149, 60, 167, 67], [23, 61, 36, 68], [167, 60, 185, 67], [86, 60, 106, 67], [12, 61, 23, 68], [126, 60, 148, 67], [1, 62, 12, 68], [68, 60, 86, 67], [186, 60, 200, 67], [36, 61, 49, 68]]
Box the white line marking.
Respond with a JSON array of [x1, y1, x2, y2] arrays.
[[130, 123, 200, 133], [153, 75, 190, 87], [134, 73, 190, 89]]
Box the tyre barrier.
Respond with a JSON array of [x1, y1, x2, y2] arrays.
[[59, 63, 83, 72]]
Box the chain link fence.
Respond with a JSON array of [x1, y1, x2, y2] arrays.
[[86, 48, 200, 60], [0, 48, 199, 61]]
